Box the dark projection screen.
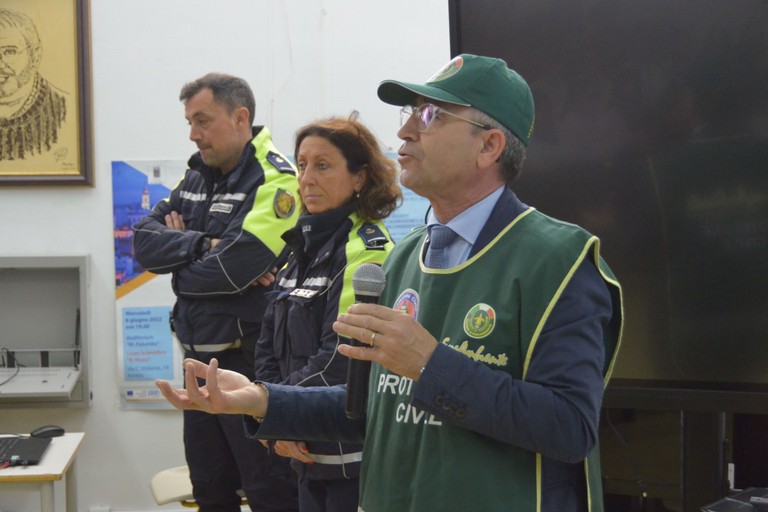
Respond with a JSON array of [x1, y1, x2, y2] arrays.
[[449, 0, 768, 411]]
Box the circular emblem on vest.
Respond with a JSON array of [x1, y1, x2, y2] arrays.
[[463, 303, 496, 339], [273, 189, 296, 218], [394, 289, 419, 320]]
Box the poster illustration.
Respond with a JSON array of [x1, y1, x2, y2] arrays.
[[112, 159, 186, 408]]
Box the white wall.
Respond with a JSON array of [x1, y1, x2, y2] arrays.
[[0, 1, 449, 510]]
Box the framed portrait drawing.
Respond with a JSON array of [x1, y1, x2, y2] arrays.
[[0, 0, 92, 186]]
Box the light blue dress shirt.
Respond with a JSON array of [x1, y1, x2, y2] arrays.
[[425, 185, 505, 268]]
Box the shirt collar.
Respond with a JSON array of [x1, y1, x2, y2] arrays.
[[426, 186, 505, 245]]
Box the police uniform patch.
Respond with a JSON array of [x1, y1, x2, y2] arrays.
[[357, 224, 389, 249], [463, 303, 496, 339], [274, 189, 296, 218], [394, 289, 419, 320], [267, 151, 296, 174]]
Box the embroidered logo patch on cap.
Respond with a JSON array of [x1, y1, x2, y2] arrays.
[[273, 189, 296, 218], [463, 303, 496, 339], [427, 56, 464, 83], [394, 289, 419, 320]]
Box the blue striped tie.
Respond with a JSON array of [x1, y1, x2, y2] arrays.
[[425, 225, 457, 269]]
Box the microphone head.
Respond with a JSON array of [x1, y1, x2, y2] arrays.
[[352, 263, 386, 298]]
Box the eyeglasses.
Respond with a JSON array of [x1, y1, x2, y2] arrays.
[[399, 103, 491, 132], [0, 46, 33, 61]]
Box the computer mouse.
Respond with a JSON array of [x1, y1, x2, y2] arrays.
[[30, 424, 65, 438]]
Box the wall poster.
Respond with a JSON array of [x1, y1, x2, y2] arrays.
[[112, 159, 186, 409]]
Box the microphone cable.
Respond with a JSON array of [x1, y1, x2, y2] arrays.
[[604, 408, 649, 501]]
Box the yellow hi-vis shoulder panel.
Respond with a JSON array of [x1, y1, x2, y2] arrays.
[[336, 214, 394, 318], [242, 127, 301, 256]]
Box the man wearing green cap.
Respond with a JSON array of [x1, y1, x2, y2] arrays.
[[157, 54, 623, 512]]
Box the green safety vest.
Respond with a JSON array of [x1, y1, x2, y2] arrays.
[[359, 208, 623, 512]]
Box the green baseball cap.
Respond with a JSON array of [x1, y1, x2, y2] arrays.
[[377, 54, 535, 146]]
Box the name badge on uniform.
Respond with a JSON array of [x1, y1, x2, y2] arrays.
[[290, 288, 318, 299], [210, 203, 234, 214]]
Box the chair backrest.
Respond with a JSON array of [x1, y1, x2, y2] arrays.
[[150, 465, 248, 508], [150, 466, 195, 506]]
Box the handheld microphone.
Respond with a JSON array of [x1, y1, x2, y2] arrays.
[[344, 263, 386, 419]]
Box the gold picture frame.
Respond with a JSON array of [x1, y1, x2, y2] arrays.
[[0, 0, 92, 186]]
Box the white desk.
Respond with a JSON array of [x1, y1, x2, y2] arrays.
[[0, 433, 85, 512]]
